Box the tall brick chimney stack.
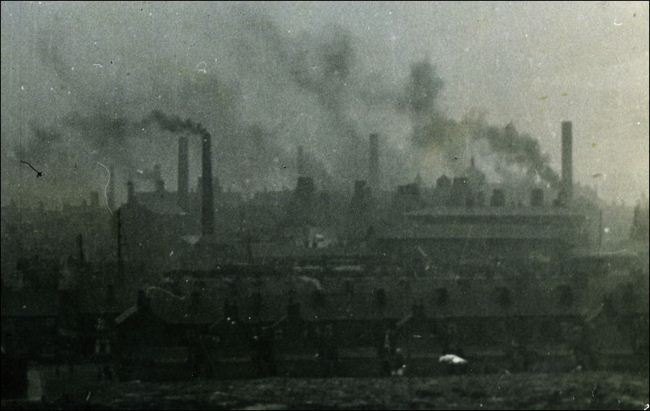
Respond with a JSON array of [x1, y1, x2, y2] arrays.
[[561, 121, 573, 205], [368, 133, 380, 192], [177, 136, 189, 211], [201, 134, 215, 236]]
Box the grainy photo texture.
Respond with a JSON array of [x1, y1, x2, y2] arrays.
[[1, 1, 648, 410]]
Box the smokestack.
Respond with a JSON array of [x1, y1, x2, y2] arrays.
[[201, 134, 215, 236], [177, 136, 189, 211], [127, 181, 135, 204], [116, 209, 124, 280], [561, 121, 573, 205], [297, 145, 305, 177], [368, 133, 380, 191], [107, 165, 115, 211]]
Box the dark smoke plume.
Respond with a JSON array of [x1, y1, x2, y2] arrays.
[[405, 59, 560, 187], [479, 122, 560, 187], [10, 5, 563, 208], [143, 110, 210, 139]]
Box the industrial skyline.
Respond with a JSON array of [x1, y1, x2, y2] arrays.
[[1, 2, 648, 408], [1, 2, 648, 208]]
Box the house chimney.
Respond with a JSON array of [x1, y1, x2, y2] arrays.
[[368, 133, 380, 191], [177, 136, 189, 211], [295, 176, 315, 200], [76, 234, 85, 263], [450, 177, 469, 207], [155, 179, 165, 193], [561, 121, 573, 205], [297, 145, 305, 177], [90, 191, 99, 208], [137, 289, 149, 311], [354, 180, 367, 196], [490, 189, 506, 207], [530, 188, 544, 207], [476, 191, 486, 207], [153, 164, 162, 182], [201, 134, 215, 236]]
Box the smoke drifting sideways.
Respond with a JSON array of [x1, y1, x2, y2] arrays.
[[10, 6, 561, 208], [402, 59, 561, 189]]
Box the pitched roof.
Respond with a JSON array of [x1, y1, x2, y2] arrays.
[[379, 223, 572, 240], [251, 243, 374, 260], [113, 272, 648, 328], [405, 207, 584, 218]]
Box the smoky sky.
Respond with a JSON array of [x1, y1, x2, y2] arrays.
[[1, 1, 648, 207]]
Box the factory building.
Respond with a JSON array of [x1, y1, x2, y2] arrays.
[[375, 121, 587, 270]]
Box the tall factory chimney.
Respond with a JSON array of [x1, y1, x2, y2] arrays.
[[561, 121, 573, 205], [126, 181, 135, 204], [368, 133, 380, 191], [116, 208, 124, 280], [107, 165, 115, 211], [177, 136, 189, 211], [297, 145, 305, 177], [201, 133, 215, 236]]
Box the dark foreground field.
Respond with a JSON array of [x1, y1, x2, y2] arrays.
[[6, 371, 648, 410]]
